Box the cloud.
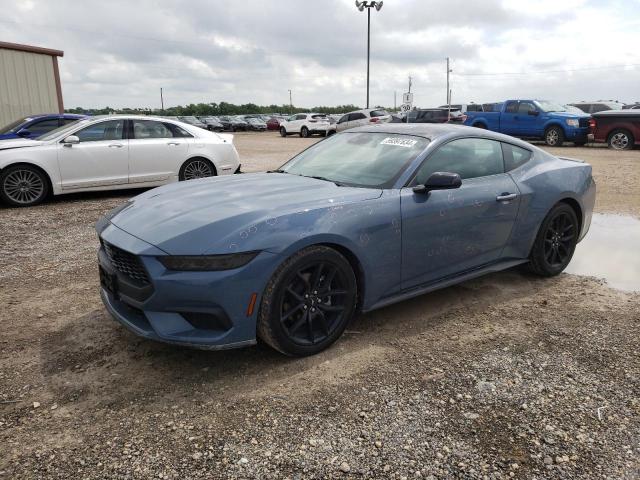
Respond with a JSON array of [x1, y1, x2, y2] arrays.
[[0, 0, 638, 109]]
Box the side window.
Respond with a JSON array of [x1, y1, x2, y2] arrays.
[[502, 143, 532, 171], [591, 104, 608, 113], [133, 120, 174, 139], [61, 118, 79, 126], [338, 114, 349, 124], [505, 102, 518, 114], [164, 123, 192, 138], [74, 120, 124, 142], [27, 119, 60, 135], [295, 114, 306, 121], [351, 113, 367, 121], [518, 102, 536, 114], [413, 138, 504, 185]]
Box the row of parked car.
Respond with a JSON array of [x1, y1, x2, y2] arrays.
[[404, 100, 640, 150]]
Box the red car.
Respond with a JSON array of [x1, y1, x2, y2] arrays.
[[266, 116, 284, 130], [590, 110, 640, 150]]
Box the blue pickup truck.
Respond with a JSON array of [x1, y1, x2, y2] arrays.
[[464, 100, 591, 146]]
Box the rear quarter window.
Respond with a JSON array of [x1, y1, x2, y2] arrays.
[[502, 143, 532, 171]]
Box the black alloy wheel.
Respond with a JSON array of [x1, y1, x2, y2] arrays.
[[280, 127, 287, 137], [258, 246, 357, 356], [528, 203, 578, 276], [0, 165, 49, 207]]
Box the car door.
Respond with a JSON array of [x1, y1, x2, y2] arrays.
[[514, 101, 541, 136], [500, 101, 520, 135], [400, 137, 520, 290], [57, 119, 129, 190], [128, 119, 191, 184]]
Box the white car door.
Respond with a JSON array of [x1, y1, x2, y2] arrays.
[[128, 120, 191, 184], [57, 119, 129, 190]]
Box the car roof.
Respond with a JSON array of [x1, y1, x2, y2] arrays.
[[27, 113, 85, 120], [347, 123, 535, 146]]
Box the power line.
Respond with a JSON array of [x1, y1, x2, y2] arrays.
[[456, 63, 640, 77]]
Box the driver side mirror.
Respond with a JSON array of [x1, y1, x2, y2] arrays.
[[62, 135, 80, 146], [413, 172, 462, 194], [17, 129, 31, 137]]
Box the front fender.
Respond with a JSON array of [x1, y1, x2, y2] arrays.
[[0, 153, 61, 194]]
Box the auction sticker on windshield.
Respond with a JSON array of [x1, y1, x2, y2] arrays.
[[380, 137, 418, 147]]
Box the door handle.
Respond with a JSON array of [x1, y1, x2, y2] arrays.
[[496, 193, 518, 202], [167, 142, 180, 146], [108, 143, 124, 148]]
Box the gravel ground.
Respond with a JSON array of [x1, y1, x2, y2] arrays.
[[0, 132, 639, 479]]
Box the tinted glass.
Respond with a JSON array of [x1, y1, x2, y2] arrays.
[[466, 104, 482, 112], [591, 104, 609, 113], [27, 119, 61, 134], [61, 118, 80, 126], [370, 109, 388, 117], [414, 138, 504, 184], [350, 113, 367, 121], [503, 143, 532, 171], [338, 114, 348, 123], [75, 120, 125, 142], [133, 120, 174, 139], [518, 102, 536, 114], [165, 123, 192, 138], [281, 132, 429, 188], [0, 117, 30, 134], [505, 102, 518, 113]]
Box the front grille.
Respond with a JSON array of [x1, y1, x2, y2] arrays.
[[103, 241, 150, 285], [579, 117, 590, 128]]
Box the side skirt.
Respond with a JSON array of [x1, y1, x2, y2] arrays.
[[364, 259, 528, 312]]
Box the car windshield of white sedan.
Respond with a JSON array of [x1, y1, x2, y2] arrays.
[[281, 132, 429, 188], [36, 119, 90, 141]]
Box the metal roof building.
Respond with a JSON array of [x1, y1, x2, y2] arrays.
[[0, 41, 65, 127]]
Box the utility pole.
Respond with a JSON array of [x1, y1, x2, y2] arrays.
[[446, 57, 452, 106], [160, 87, 164, 112], [394, 91, 396, 110], [288, 89, 292, 114], [408, 76, 412, 93]]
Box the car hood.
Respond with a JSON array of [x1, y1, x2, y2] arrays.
[[0, 138, 45, 150], [109, 172, 383, 255], [546, 111, 590, 119]]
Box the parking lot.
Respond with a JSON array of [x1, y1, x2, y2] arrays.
[[0, 132, 638, 479]]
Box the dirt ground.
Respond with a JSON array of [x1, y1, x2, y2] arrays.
[[0, 132, 638, 479]]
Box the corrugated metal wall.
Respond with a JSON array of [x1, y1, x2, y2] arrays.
[[0, 48, 59, 127]]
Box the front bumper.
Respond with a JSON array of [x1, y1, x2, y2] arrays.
[[564, 126, 590, 142], [97, 223, 277, 350]]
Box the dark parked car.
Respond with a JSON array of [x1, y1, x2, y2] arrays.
[[438, 103, 484, 113], [590, 110, 640, 150], [177, 116, 208, 129], [406, 109, 466, 124], [198, 116, 224, 132], [0, 114, 86, 140], [246, 117, 267, 131], [218, 116, 248, 131], [622, 103, 640, 110], [266, 116, 284, 130]]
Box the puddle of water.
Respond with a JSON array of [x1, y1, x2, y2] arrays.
[[565, 213, 640, 292]]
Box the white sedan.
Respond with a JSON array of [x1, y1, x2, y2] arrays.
[[0, 115, 241, 206]]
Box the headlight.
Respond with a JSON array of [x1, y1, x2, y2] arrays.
[[158, 251, 260, 271], [566, 119, 579, 127]]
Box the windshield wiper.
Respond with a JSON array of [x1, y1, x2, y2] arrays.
[[308, 175, 344, 187], [267, 169, 288, 173]]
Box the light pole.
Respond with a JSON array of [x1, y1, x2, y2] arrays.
[[288, 89, 293, 114], [355, 1, 383, 108]]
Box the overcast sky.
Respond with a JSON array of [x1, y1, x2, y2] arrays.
[[1, 0, 639, 109]]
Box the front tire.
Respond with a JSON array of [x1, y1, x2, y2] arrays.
[[257, 246, 358, 356], [528, 203, 578, 276], [0, 165, 49, 207], [607, 129, 634, 150], [280, 127, 287, 137], [544, 126, 565, 146], [179, 158, 215, 181]]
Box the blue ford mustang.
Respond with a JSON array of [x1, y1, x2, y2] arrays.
[[96, 124, 595, 356]]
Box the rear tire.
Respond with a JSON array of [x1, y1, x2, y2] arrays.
[[528, 203, 578, 276], [300, 126, 310, 138], [544, 126, 565, 146], [179, 158, 216, 181], [0, 164, 49, 207], [257, 246, 357, 356], [607, 129, 634, 150]]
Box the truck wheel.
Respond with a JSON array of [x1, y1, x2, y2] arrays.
[[607, 129, 634, 150], [544, 126, 565, 146], [473, 123, 487, 129]]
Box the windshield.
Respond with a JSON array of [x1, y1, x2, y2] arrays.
[[36, 119, 88, 141], [280, 132, 429, 188], [0, 117, 31, 134], [535, 100, 567, 113]]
